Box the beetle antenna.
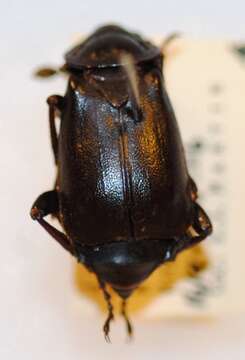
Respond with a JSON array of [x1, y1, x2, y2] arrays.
[[121, 299, 133, 339], [97, 279, 114, 342]]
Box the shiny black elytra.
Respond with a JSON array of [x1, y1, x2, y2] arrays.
[[31, 25, 212, 340]]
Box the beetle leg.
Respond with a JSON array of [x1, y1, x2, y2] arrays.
[[47, 95, 65, 165], [121, 299, 133, 339], [189, 176, 198, 201], [193, 202, 213, 239], [186, 202, 213, 247], [97, 277, 114, 342], [30, 190, 74, 255], [160, 32, 181, 54], [34, 64, 68, 78]]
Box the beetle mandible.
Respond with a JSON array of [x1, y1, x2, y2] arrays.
[[30, 24, 212, 340]]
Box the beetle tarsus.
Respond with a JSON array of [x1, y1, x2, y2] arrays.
[[121, 299, 133, 340], [103, 315, 113, 343], [97, 278, 114, 342]]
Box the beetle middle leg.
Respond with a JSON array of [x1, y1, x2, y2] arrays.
[[47, 95, 65, 164], [30, 190, 74, 255]]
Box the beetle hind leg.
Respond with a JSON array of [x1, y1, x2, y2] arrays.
[[30, 190, 74, 255]]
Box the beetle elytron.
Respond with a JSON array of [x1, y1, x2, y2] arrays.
[[30, 25, 212, 340]]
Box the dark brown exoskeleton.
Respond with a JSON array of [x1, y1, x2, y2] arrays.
[[30, 25, 212, 340]]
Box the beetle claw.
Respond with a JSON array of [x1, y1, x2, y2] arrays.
[[103, 310, 114, 343]]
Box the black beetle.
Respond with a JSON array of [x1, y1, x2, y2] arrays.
[[30, 24, 212, 340]]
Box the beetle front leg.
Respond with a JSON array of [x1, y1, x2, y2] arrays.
[[30, 190, 74, 255], [47, 95, 65, 165], [34, 64, 68, 78]]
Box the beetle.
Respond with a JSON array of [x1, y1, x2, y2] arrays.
[[30, 24, 212, 340]]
